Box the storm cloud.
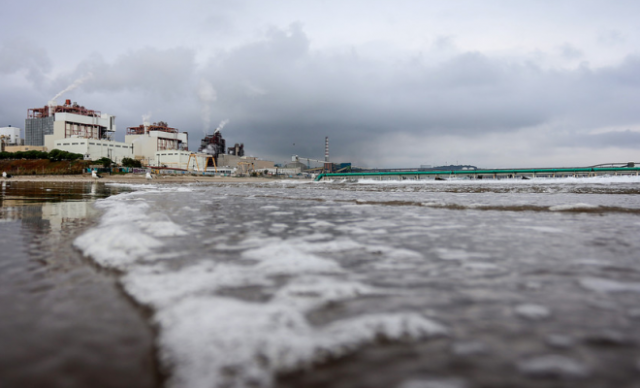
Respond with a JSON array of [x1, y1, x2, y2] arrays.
[[2, 1, 640, 167]]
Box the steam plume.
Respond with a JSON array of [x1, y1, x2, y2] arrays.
[[142, 112, 152, 127], [197, 79, 217, 135], [214, 119, 229, 134], [49, 73, 93, 106]]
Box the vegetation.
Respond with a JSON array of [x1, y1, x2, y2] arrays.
[[121, 157, 142, 168], [47, 149, 84, 161], [0, 149, 84, 161], [0, 159, 91, 175], [95, 157, 113, 168]]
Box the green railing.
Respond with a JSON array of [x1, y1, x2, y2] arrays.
[[314, 167, 640, 181]]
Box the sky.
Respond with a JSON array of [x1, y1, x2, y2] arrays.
[[1, 0, 640, 168]]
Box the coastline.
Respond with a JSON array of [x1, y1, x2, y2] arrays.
[[0, 182, 160, 388], [2, 174, 295, 184]]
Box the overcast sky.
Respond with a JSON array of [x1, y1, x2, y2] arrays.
[[2, 0, 639, 168]]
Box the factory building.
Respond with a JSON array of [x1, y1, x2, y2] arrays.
[[154, 150, 197, 169], [0, 126, 23, 147], [51, 138, 132, 162], [26, 100, 116, 146], [197, 129, 274, 171], [125, 121, 189, 165], [24, 100, 132, 162]]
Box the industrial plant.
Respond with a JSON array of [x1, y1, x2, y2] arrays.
[[0, 125, 23, 151], [8, 98, 280, 175], [21, 99, 131, 162]]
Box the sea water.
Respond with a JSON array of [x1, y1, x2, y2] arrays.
[[0, 181, 158, 388], [38, 177, 640, 387]]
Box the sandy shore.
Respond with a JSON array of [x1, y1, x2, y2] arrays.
[[2, 174, 294, 184]]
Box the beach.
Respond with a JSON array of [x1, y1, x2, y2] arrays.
[[2, 176, 640, 388]]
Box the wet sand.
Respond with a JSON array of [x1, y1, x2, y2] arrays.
[[0, 182, 160, 388]]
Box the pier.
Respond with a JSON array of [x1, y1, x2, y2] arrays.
[[314, 166, 640, 181]]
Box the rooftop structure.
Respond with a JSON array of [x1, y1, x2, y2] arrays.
[[28, 99, 100, 119], [126, 121, 178, 135]]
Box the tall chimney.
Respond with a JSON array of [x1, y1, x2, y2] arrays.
[[325, 136, 329, 162]]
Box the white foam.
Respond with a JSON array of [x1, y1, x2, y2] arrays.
[[421, 201, 447, 208], [579, 277, 640, 293], [546, 334, 575, 348], [74, 223, 162, 269], [549, 203, 599, 211], [517, 354, 589, 378], [272, 276, 380, 311], [514, 304, 551, 320], [366, 245, 424, 260], [302, 238, 364, 253], [522, 226, 564, 233], [358, 175, 640, 186], [269, 211, 294, 216], [157, 297, 447, 388], [307, 220, 336, 228], [452, 341, 487, 356], [137, 213, 188, 237], [73, 195, 187, 269], [398, 378, 468, 388], [242, 243, 344, 275], [463, 262, 500, 271], [433, 248, 490, 261], [122, 262, 273, 309], [73, 186, 468, 387]]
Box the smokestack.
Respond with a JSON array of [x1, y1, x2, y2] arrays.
[[325, 136, 329, 162]]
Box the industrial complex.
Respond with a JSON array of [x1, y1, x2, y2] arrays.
[[0, 98, 353, 177], [4, 99, 284, 175]]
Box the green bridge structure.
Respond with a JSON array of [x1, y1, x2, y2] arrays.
[[314, 165, 640, 182]]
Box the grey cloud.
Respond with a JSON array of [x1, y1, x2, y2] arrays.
[[597, 29, 626, 46], [560, 130, 640, 149], [5, 20, 640, 168], [0, 37, 51, 82], [75, 47, 197, 98], [559, 44, 583, 60], [190, 25, 640, 162]]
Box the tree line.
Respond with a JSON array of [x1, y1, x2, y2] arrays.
[[0, 149, 84, 161], [0, 150, 142, 168]]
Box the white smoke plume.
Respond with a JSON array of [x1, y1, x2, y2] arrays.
[[49, 72, 94, 106], [142, 112, 152, 127], [197, 79, 217, 135], [214, 119, 229, 134]]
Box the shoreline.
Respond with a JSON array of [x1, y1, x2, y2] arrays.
[[2, 174, 300, 184], [0, 183, 160, 388]]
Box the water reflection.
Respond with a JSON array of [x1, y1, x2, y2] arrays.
[[0, 182, 157, 388]]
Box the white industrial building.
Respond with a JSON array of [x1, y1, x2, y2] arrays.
[[0, 126, 22, 146], [52, 138, 133, 162], [153, 150, 234, 173], [125, 122, 189, 165], [25, 100, 132, 162]]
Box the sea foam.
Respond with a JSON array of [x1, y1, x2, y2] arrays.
[[74, 187, 447, 388]]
